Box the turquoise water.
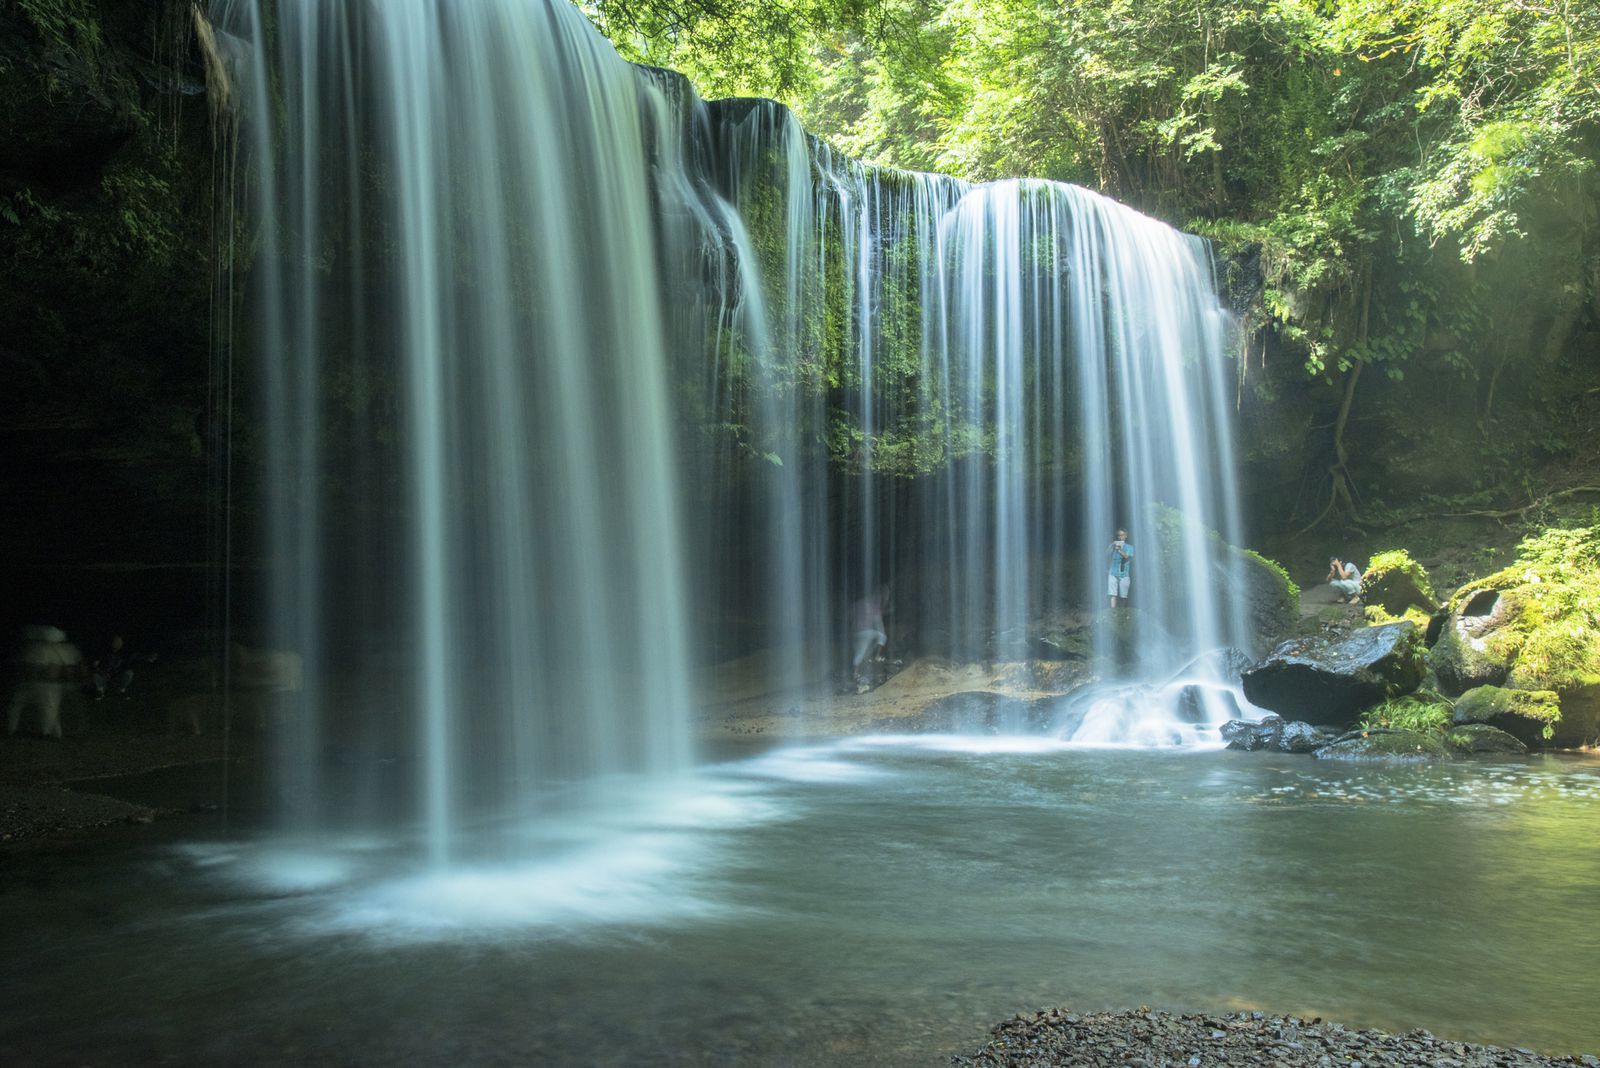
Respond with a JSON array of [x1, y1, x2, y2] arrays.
[[4, 743, 1598, 1065]]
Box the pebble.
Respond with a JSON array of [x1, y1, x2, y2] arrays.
[[954, 1009, 1594, 1068]]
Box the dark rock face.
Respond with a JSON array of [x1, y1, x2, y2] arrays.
[[1313, 728, 1452, 762], [1451, 684, 1560, 746], [1429, 589, 1516, 695], [1220, 714, 1332, 753], [1232, 549, 1299, 651], [1177, 684, 1242, 724], [1548, 682, 1600, 749], [1241, 622, 1425, 726], [1445, 723, 1529, 755]]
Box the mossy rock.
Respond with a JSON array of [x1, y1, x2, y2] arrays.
[[1451, 685, 1560, 746], [1433, 526, 1600, 699], [1236, 547, 1299, 646], [1313, 728, 1452, 762], [1444, 723, 1529, 755], [1429, 588, 1519, 694], [1360, 550, 1438, 617]]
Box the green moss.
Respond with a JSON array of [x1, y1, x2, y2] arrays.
[[1453, 685, 1561, 740], [1359, 548, 1437, 621], [1359, 691, 1453, 734], [1443, 526, 1600, 693], [1362, 548, 1435, 598], [1314, 728, 1453, 762], [1363, 603, 1432, 628]]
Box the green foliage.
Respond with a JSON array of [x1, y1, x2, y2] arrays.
[[580, 0, 908, 99], [590, 0, 1600, 520], [1332, 0, 1600, 259], [1359, 691, 1453, 734]]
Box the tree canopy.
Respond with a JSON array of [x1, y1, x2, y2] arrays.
[[588, 0, 1600, 529]]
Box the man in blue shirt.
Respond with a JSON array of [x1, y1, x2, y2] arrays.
[[1108, 528, 1133, 608]]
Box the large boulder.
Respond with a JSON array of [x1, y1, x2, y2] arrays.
[[1313, 728, 1452, 762], [1444, 723, 1529, 755], [1451, 685, 1561, 746], [1241, 622, 1426, 727], [1220, 714, 1333, 753], [1429, 588, 1518, 694]]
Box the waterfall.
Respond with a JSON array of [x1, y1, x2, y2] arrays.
[[213, 0, 700, 857], [215, 0, 1252, 857], [705, 112, 1250, 740]]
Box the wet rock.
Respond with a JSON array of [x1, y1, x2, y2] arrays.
[[868, 690, 1054, 734], [1168, 647, 1255, 687], [1544, 681, 1600, 749], [1312, 727, 1452, 762], [1176, 684, 1241, 724], [1241, 622, 1426, 727], [1450, 685, 1559, 746], [1221, 714, 1333, 753], [1444, 723, 1529, 755]]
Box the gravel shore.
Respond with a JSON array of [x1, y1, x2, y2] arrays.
[[0, 715, 244, 844], [956, 1009, 1599, 1068]]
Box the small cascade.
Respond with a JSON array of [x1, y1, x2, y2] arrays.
[[697, 109, 1251, 739], [216, 0, 1256, 859]]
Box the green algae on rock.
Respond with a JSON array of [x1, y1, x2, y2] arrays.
[[1313, 727, 1453, 762]]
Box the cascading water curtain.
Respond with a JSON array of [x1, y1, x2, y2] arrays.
[[213, 0, 700, 860], [702, 123, 1247, 688], [216, 0, 1248, 804]]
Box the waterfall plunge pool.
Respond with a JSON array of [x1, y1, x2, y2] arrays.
[[4, 742, 1599, 1065]]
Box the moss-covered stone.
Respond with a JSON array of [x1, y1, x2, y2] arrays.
[[1430, 527, 1600, 745], [1429, 589, 1518, 694], [1360, 549, 1438, 617], [1313, 727, 1452, 762], [1238, 547, 1300, 644], [1439, 527, 1600, 689], [1451, 685, 1560, 745], [1444, 723, 1529, 755]]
